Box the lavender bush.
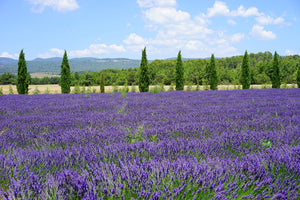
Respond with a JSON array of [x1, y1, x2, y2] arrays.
[[0, 89, 299, 199]]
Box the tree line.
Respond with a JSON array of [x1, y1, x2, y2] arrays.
[[10, 48, 300, 94]]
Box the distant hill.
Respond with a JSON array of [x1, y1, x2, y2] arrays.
[[0, 57, 141, 74]]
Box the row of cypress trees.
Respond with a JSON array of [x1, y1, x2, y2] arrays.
[[16, 49, 105, 94], [14, 49, 300, 94], [138, 48, 185, 92], [207, 51, 283, 90]]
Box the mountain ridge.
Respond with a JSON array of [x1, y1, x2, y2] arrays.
[[0, 57, 142, 74]]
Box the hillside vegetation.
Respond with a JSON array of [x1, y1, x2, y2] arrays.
[[0, 51, 299, 86]]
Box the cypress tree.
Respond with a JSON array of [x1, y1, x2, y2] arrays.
[[297, 63, 300, 88], [138, 47, 150, 92], [100, 71, 105, 93], [241, 50, 251, 89], [175, 50, 184, 90], [60, 50, 71, 93], [17, 49, 29, 94], [209, 54, 218, 90], [272, 51, 281, 88]]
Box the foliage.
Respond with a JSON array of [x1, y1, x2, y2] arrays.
[[0, 87, 2, 95], [241, 51, 251, 89], [60, 50, 71, 93], [168, 82, 175, 91], [100, 71, 105, 93], [175, 51, 184, 90], [0, 73, 16, 85], [297, 63, 300, 88], [272, 51, 281, 88], [17, 49, 29, 94], [72, 85, 80, 94], [9, 85, 14, 94], [31, 76, 60, 85], [125, 126, 145, 143], [2, 51, 300, 89], [138, 47, 150, 92], [44, 87, 50, 94], [209, 54, 218, 90], [33, 86, 40, 95], [149, 85, 161, 93]]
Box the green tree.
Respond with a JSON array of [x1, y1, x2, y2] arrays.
[[60, 50, 71, 93], [241, 50, 251, 89], [272, 51, 281, 88], [297, 63, 300, 88], [175, 50, 184, 90], [17, 49, 29, 94], [209, 54, 218, 90], [138, 47, 150, 92], [100, 71, 105, 93]]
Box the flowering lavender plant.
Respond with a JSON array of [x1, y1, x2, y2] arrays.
[[0, 89, 299, 199]]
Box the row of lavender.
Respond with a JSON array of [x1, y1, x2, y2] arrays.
[[0, 89, 299, 199]]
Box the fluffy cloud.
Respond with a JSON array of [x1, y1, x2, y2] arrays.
[[207, 1, 230, 17], [230, 33, 245, 43], [38, 44, 125, 58], [37, 48, 65, 58], [230, 5, 260, 17], [207, 2, 260, 17], [26, 0, 79, 13], [144, 7, 190, 25], [137, 0, 176, 8], [250, 25, 276, 40], [123, 33, 147, 45], [132, 0, 246, 58], [255, 15, 285, 25], [0, 52, 19, 59]]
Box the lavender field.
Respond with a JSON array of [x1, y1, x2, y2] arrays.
[[0, 89, 300, 199]]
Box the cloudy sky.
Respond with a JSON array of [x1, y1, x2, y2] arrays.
[[0, 0, 299, 60]]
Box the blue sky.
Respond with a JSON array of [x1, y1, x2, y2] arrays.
[[0, 0, 300, 60]]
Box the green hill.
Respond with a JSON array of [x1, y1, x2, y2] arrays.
[[0, 57, 141, 74]]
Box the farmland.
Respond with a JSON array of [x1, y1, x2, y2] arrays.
[[0, 89, 300, 199], [0, 84, 297, 95]]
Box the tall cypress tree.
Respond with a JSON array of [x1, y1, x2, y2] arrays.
[[138, 47, 150, 92], [17, 49, 29, 94], [100, 71, 105, 93], [272, 51, 281, 88], [209, 54, 218, 90], [60, 50, 71, 94], [297, 63, 300, 88], [241, 50, 251, 89], [175, 50, 184, 90]]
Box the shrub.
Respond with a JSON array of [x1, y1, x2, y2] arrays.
[[33, 87, 40, 95], [9, 85, 14, 94], [44, 87, 50, 94]]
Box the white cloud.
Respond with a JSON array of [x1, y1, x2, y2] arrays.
[[285, 49, 300, 56], [206, 2, 260, 18], [123, 33, 147, 45], [255, 15, 285, 25], [137, 0, 176, 8], [230, 33, 245, 43], [207, 1, 230, 17], [144, 7, 190, 24], [250, 25, 276, 40], [26, 0, 79, 13], [37, 48, 65, 58], [227, 19, 236, 26], [0, 52, 19, 59], [38, 44, 125, 58], [231, 6, 260, 17]]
